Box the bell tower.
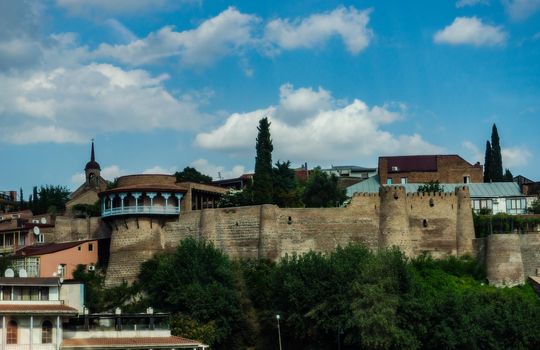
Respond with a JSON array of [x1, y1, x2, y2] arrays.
[[85, 139, 101, 188]]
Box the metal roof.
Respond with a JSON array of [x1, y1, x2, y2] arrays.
[[347, 178, 524, 198]]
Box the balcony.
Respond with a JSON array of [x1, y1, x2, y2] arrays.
[[101, 205, 180, 218]]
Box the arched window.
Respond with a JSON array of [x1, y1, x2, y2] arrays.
[[42, 320, 53, 343], [7, 320, 17, 344]]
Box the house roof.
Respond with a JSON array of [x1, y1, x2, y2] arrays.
[[347, 178, 525, 198], [0, 277, 60, 286], [330, 165, 377, 172], [12, 240, 95, 258], [61, 336, 207, 349], [0, 304, 77, 315]]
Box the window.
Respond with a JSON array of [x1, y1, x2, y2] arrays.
[[4, 235, 13, 247], [78, 246, 81, 251], [88, 243, 93, 252], [42, 320, 53, 343], [472, 199, 493, 213], [40, 287, 49, 301], [464, 176, 470, 184], [37, 234, 44, 243], [400, 177, 408, 184], [506, 198, 527, 214], [387, 178, 393, 185], [2, 286, 11, 300], [59, 264, 66, 277], [18, 233, 26, 246], [7, 320, 17, 344], [391, 166, 399, 171]]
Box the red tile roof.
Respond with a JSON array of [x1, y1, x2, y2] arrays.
[[0, 304, 78, 315], [61, 336, 207, 348], [12, 240, 95, 257]]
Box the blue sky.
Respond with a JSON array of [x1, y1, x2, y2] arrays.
[[0, 0, 539, 197]]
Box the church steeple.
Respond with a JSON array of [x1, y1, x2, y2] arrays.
[[85, 139, 101, 188]]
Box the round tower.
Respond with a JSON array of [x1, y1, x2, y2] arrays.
[[455, 186, 475, 256], [379, 186, 413, 256]]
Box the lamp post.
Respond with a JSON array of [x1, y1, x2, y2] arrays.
[[276, 314, 282, 350]]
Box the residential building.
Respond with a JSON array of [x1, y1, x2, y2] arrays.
[[514, 175, 540, 197], [321, 165, 377, 179], [11, 240, 100, 279], [0, 211, 54, 255], [0, 276, 207, 349], [378, 155, 483, 185]]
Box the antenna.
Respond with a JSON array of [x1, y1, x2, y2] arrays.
[[18, 268, 27, 278], [4, 268, 14, 278]]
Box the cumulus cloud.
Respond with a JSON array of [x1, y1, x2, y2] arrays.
[[0, 63, 207, 144], [456, 0, 490, 7], [95, 7, 260, 66], [433, 17, 507, 46], [142, 166, 177, 174], [502, 146, 533, 168], [194, 84, 441, 164], [264, 6, 373, 54], [502, 0, 540, 21], [190, 159, 246, 180]]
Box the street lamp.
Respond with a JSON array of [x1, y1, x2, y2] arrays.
[[276, 314, 282, 350]]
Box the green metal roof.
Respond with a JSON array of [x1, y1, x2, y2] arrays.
[[347, 177, 524, 198]]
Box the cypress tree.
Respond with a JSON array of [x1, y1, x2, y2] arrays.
[[252, 117, 273, 204], [491, 124, 503, 181], [484, 141, 493, 183], [504, 169, 514, 182]]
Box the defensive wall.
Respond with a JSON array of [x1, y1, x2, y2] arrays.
[[104, 186, 476, 286]]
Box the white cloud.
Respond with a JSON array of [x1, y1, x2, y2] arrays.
[[0, 63, 207, 144], [190, 159, 246, 180], [456, 0, 489, 7], [462, 140, 484, 164], [142, 166, 177, 175], [502, 146, 533, 168], [95, 7, 260, 66], [433, 17, 507, 46], [56, 0, 198, 17], [502, 0, 540, 21], [264, 6, 373, 54], [194, 84, 442, 164]]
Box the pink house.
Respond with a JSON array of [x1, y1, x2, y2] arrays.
[[11, 240, 99, 279]]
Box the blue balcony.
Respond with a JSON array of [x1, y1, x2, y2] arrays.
[[100, 191, 184, 218]]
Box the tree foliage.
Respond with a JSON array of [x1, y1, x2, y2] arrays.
[[491, 124, 503, 181], [272, 161, 302, 207], [138, 238, 254, 349], [417, 181, 445, 193], [504, 168, 514, 182], [252, 117, 274, 204], [302, 167, 347, 207], [175, 167, 213, 184], [484, 140, 493, 182], [29, 185, 71, 215]]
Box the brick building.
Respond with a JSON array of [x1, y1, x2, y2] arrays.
[[378, 155, 483, 185]]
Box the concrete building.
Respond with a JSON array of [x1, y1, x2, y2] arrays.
[[378, 154, 483, 185], [0, 277, 207, 349]]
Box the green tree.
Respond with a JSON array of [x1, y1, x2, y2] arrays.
[[529, 198, 540, 214], [484, 140, 493, 182], [491, 124, 503, 181], [138, 238, 254, 349], [272, 161, 301, 207], [302, 167, 347, 207], [19, 188, 25, 210], [252, 117, 273, 204], [417, 181, 445, 193], [30, 185, 70, 215], [503, 168, 513, 182], [175, 167, 213, 184]]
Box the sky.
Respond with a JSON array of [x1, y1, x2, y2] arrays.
[[0, 0, 539, 197]]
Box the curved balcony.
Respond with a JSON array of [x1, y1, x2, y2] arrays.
[[102, 205, 180, 218], [100, 191, 184, 219]]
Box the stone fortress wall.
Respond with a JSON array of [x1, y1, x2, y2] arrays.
[[103, 186, 479, 286]]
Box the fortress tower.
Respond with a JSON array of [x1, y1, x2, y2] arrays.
[[455, 186, 475, 256], [378, 186, 413, 255]]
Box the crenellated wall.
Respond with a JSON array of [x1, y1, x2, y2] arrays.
[[104, 186, 480, 286]]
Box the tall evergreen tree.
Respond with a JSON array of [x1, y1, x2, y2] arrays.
[[504, 169, 514, 182], [491, 124, 503, 181], [252, 117, 273, 204], [19, 188, 25, 210], [483, 141, 493, 183]]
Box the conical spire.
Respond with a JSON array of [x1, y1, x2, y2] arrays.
[[85, 139, 101, 171]]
